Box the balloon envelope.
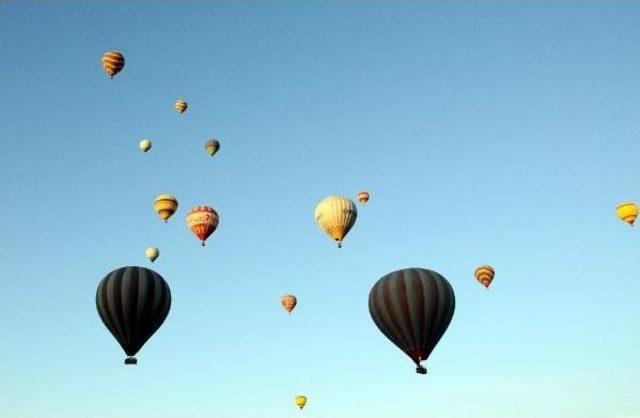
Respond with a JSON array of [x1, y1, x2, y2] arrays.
[[102, 51, 124, 79], [314, 195, 357, 248], [357, 191, 370, 204], [139, 139, 151, 153], [281, 294, 297, 314], [475, 265, 495, 288], [154, 194, 178, 222], [369, 268, 455, 374], [95, 266, 171, 364], [616, 202, 638, 226], [174, 99, 188, 114], [145, 247, 159, 262], [187, 206, 219, 245], [205, 139, 220, 156], [295, 395, 307, 409]]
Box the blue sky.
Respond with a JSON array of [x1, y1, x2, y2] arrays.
[[1, 2, 639, 418]]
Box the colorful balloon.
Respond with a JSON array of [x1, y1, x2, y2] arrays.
[[96, 266, 171, 364], [187, 206, 219, 246], [314, 195, 357, 248], [369, 268, 455, 374], [154, 194, 178, 222], [357, 191, 370, 204], [281, 294, 297, 314], [205, 139, 220, 157], [174, 99, 188, 114], [616, 202, 638, 226], [139, 139, 151, 153], [101, 51, 125, 79], [294, 395, 307, 410], [474, 265, 495, 288], [145, 247, 159, 262]]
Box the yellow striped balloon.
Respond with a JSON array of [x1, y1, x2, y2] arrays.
[[174, 99, 188, 114], [139, 139, 151, 153], [616, 202, 638, 226], [145, 247, 159, 262], [281, 294, 297, 314], [474, 265, 495, 289], [101, 51, 125, 79], [314, 195, 357, 248], [154, 194, 178, 222], [294, 395, 307, 410], [357, 191, 370, 204]]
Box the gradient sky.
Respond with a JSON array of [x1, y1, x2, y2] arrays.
[[1, 2, 639, 418]]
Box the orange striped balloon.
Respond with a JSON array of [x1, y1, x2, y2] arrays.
[[281, 294, 297, 314], [357, 191, 370, 204], [174, 99, 188, 114], [101, 51, 125, 79], [474, 265, 495, 289], [186, 206, 219, 246]]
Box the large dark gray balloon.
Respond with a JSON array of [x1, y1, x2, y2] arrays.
[[96, 266, 171, 365], [369, 268, 455, 374]]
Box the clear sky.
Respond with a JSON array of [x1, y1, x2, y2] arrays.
[[1, 2, 639, 418]]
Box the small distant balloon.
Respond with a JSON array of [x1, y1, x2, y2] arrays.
[[474, 265, 495, 289], [154, 194, 178, 222], [145, 247, 159, 262], [101, 51, 125, 79], [314, 195, 357, 248], [187, 206, 219, 246], [205, 139, 220, 157], [281, 294, 297, 314], [139, 139, 152, 153], [294, 395, 307, 410], [174, 99, 188, 114], [616, 202, 638, 226], [357, 191, 370, 205]]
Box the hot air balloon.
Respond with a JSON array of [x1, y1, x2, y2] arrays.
[[174, 99, 188, 114], [96, 266, 171, 364], [314, 195, 357, 248], [369, 268, 455, 374], [357, 191, 370, 205], [281, 294, 297, 314], [139, 139, 152, 153], [154, 194, 178, 222], [474, 265, 495, 288], [145, 247, 159, 262], [101, 51, 125, 79], [205, 139, 220, 157], [294, 395, 307, 410], [187, 206, 219, 246], [616, 202, 638, 226]]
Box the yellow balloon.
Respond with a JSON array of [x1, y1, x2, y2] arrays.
[[174, 99, 188, 114], [314, 196, 357, 248], [294, 395, 307, 410], [139, 139, 152, 153], [154, 194, 178, 222], [145, 247, 159, 262], [616, 202, 638, 226]]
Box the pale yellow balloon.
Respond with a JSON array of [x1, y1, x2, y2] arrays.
[[294, 395, 307, 410], [314, 195, 357, 248], [616, 202, 638, 226], [145, 247, 159, 262], [139, 139, 152, 153]]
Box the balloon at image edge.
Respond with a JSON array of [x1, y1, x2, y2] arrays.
[[369, 268, 455, 374], [281, 294, 297, 314], [616, 202, 638, 226], [101, 50, 124, 79], [294, 395, 307, 410], [187, 206, 219, 246], [314, 195, 357, 248], [154, 194, 178, 222], [95, 266, 171, 364]]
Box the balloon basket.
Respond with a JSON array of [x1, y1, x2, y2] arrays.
[[125, 357, 137, 365], [416, 365, 426, 374]]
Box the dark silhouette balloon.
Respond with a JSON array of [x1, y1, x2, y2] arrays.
[[369, 268, 455, 374], [96, 266, 171, 364]]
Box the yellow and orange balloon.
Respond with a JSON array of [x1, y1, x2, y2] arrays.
[[187, 206, 219, 246], [314, 195, 357, 248], [357, 191, 370, 205], [281, 294, 297, 314], [475, 265, 495, 289], [174, 99, 188, 114], [294, 395, 307, 410], [154, 194, 178, 222], [616, 202, 638, 226], [101, 51, 125, 79]]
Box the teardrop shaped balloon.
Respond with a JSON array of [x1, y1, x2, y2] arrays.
[[139, 139, 151, 153], [357, 191, 370, 205], [154, 194, 178, 222], [369, 268, 455, 374], [145, 247, 159, 262], [314, 195, 357, 248], [294, 395, 307, 410], [101, 50, 125, 79], [474, 265, 494, 288], [174, 99, 188, 114], [281, 294, 297, 314], [205, 139, 220, 157], [187, 206, 219, 246], [95, 266, 171, 364], [616, 202, 638, 226]]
